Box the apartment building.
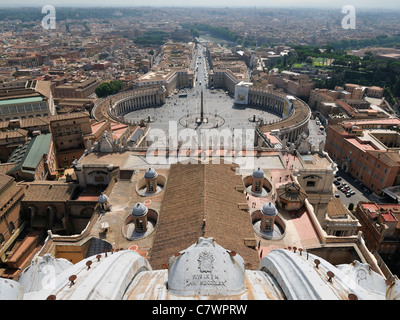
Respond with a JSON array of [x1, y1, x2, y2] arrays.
[[268, 71, 315, 98], [0, 174, 25, 276], [49, 112, 92, 167], [355, 202, 400, 257], [325, 120, 400, 195], [53, 77, 100, 98], [0, 80, 55, 122]]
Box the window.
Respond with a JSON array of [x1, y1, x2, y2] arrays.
[[136, 219, 144, 232], [306, 181, 316, 187], [0, 233, 4, 244], [334, 230, 345, 237], [254, 180, 261, 192], [264, 218, 273, 232]]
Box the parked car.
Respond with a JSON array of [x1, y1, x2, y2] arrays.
[[334, 194, 340, 198], [346, 192, 352, 197], [334, 181, 341, 186]]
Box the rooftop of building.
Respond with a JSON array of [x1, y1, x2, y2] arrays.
[[7, 133, 52, 175], [327, 197, 351, 218], [8, 237, 396, 300], [149, 162, 259, 270], [0, 96, 43, 106], [298, 152, 333, 171], [21, 181, 80, 202]]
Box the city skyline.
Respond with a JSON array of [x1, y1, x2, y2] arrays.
[[1, 0, 400, 9]]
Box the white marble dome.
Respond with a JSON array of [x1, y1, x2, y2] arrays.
[[252, 167, 264, 179], [167, 237, 246, 296], [18, 254, 73, 294], [261, 202, 277, 216], [0, 278, 24, 300], [131, 203, 148, 217]]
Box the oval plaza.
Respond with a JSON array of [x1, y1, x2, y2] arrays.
[[95, 44, 311, 150]]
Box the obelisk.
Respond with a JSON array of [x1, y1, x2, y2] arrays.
[[200, 90, 204, 121]]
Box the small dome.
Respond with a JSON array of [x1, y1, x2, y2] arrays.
[[131, 203, 148, 217], [98, 193, 109, 203], [261, 202, 277, 216], [252, 167, 264, 179], [144, 168, 158, 179]]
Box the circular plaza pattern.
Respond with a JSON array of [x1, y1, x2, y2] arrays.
[[123, 87, 282, 135]]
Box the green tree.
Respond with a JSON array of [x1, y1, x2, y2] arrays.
[[393, 76, 400, 98], [95, 80, 124, 98]]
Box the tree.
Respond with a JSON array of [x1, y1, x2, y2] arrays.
[[393, 76, 400, 98], [348, 203, 354, 211], [95, 80, 124, 98]]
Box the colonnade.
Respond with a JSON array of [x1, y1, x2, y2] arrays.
[[248, 89, 311, 143], [110, 88, 166, 118], [248, 90, 286, 116]]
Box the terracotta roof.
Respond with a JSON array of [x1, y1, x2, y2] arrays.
[[20, 117, 51, 128], [22, 182, 79, 202], [0, 129, 28, 140], [203, 164, 259, 268], [48, 111, 90, 122], [327, 197, 349, 218], [336, 99, 356, 117], [277, 182, 307, 203], [149, 163, 259, 270], [328, 124, 348, 136], [0, 163, 17, 175], [0, 173, 14, 192], [260, 98, 310, 131]]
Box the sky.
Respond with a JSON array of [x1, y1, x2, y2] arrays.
[[0, 0, 399, 9]]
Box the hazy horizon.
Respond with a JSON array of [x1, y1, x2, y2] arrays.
[[0, 0, 400, 10]]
